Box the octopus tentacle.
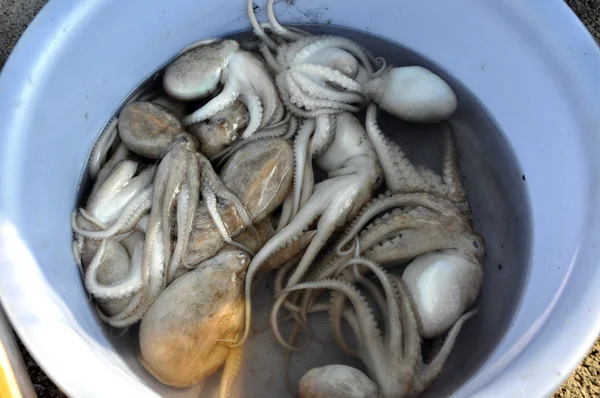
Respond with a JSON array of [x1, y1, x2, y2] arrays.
[[260, 232, 317, 276], [90, 143, 130, 199], [328, 262, 390, 356], [167, 186, 189, 280], [233, 51, 283, 129], [231, 185, 332, 347], [183, 80, 239, 126], [96, 218, 166, 328], [266, 112, 293, 130], [199, 154, 254, 228], [269, 254, 329, 350], [161, 156, 188, 269], [371, 57, 389, 78], [365, 103, 424, 191], [326, 246, 393, 357], [350, 266, 387, 328], [310, 115, 336, 157], [392, 276, 420, 372], [441, 123, 469, 209], [276, 36, 321, 68], [269, 191, 367, 349], [299, 152, 314, 209], [271, 255, 307, 317], [270, 253, 319, 340], [328, 281, 360, 357], [203, 183, 255, 255], [292, 36, 375, 75], [77, 208, 107, 230], [270, 293, 310, 352], [203, 184, 232, 243], [258, 42, 281, 72], [71, 188, 152, 240], [292, 64, 364, 93], [335, 192, 460, 255], [167, 155, 199, 281], [338, 262, 402, 362], [85, 239, 144, 300], [339, 308, 362, 346], [245, 0, 278, 50], [140, 218, 169, 318], [267, 95, 285, 128], [89, 117, 119, 179], [292, 119, 316, 217], [366, 104, 470, 211], [282, 279, 384, 356], [238, 92, 264, 138], [327, 164, 359, 178], [266, 0, 306, 41], [276, 74, 344, 118], [285, 188, 355, 287], [259, 22, 312, 39], [72, 237, 84, 276], [96, 289, 144, 327], [219, 347, 243, 398], [87, 162, 155, 227], [179, 157, 201, 264], [416, 164, 445, 192], [98, 193, 168, 327], [413, 309, 478, 395], [290, 71, 364, 104], [295, 230, 360, 325], [284, 72, 360, 112], [276, 189, 294, 232]]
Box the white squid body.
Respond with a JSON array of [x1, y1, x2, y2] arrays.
[[364, 66, 458, 123], [402, 250, 483, 339], [299, 365, 379, 398]]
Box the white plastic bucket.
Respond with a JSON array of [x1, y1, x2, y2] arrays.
[[0, 0, 599, 397]]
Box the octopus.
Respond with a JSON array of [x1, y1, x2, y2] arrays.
[[363, 103, 469, 212], [139, 250, 248, 398], [69, 0, 487, 395], [183, 137, 295, 267], [163, 39, 285, 137], [74, 103, 296, 327], [232, 111, 384, 347], [246, 0, 457, 122], [281, 256, 478, 398], [71, 160, 154, 318], [268, 116, 483, 356]]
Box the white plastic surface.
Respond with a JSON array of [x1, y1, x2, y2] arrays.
[[0, 0, 599, 397]]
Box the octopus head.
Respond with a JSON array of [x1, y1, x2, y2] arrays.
[[163, 39, 240, 101], [364, 66, 458, 122]]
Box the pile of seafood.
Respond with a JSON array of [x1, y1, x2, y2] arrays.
[[70, 1, 485, 397]]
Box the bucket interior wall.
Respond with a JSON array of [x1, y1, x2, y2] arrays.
[[73, 26, 532, 397]]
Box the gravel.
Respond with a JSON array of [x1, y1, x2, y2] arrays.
[[0, 0, 598, 397]]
